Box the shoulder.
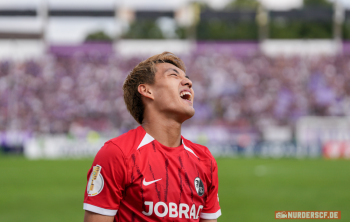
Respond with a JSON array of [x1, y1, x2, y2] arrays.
[[99, 126, 145, 158], [182, 137, 216, 162]]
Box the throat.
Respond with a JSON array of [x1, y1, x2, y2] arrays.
[[142, 121, 182, 148]]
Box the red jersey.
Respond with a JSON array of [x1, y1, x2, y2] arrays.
[[83, 126, 221, 221]]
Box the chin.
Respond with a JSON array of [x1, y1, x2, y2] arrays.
[[181, 108, 195, 122], [164, 105, 195, 122], [188, 109, 195, 118]]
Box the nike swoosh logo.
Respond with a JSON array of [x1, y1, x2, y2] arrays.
[[143, 178, 162, 186]]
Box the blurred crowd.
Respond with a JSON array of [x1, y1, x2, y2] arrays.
[[1, 51, 350, 137]]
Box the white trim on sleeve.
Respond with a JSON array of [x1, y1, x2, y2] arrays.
[[200, 209, 222, 219], [83, 203, 118, 216]]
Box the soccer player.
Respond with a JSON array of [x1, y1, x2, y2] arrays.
[[83, 52, 221, 222]]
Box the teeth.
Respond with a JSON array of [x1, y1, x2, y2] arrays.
[[180, 91, 192, 100]]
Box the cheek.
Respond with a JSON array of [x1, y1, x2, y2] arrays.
[[153, 81, 181, 105], [154, 88, 176, 104], [157, 84, 178, 99]]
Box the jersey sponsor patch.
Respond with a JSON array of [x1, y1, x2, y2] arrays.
[[194, 177, 204, 196], [142, 201, 203, 219], [87, 165, 104, 196]]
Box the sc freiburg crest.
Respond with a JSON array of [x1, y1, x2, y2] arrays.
[[194, 177, 204, 196]]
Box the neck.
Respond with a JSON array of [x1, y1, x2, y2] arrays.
[[142, 116, 182, 148]]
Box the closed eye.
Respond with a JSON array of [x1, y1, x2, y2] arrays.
[[170, 73, 177, 76]]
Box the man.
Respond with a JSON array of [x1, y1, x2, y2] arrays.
[[83, 52, 221, 221]]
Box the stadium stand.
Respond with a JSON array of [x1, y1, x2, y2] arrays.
[[1, 49, 349, 135]]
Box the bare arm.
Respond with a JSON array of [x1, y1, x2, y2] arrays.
[[84, 211, 114, 222], [200, 219, 217, 222]]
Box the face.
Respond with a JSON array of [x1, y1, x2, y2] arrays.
[[149, 62, 195, 122]]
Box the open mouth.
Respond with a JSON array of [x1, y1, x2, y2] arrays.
[[180, 91, 192, 101]]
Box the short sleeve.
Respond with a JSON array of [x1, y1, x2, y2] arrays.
[[83, 141, 127, 216], [200, 158, 221, 219]]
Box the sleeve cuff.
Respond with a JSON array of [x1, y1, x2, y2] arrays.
[[83, 203, 118, 216], [200, 209, 222, 219]]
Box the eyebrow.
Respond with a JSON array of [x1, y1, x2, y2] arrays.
[[165, 68, 190, 79], [166, 68, 179, 74]]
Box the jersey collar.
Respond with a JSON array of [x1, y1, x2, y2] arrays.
[[137, 126, 198, 158]]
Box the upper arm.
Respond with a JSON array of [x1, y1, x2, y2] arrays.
[[200, 157, 221, 220], [83, 142, 127, 216], [84, 210, 114, 222], [200, 219, 217, 222]]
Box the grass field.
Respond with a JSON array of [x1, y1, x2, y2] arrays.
[[0, 155, 348, 222]]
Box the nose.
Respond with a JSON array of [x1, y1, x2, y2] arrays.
[[181, 77, 192, 88]]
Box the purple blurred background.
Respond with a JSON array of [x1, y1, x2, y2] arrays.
[[1, 42, 350, 135]]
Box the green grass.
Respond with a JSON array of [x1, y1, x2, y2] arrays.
[[0, 155, 92, 222], [218, 158, 349, 221], [0, 156, 348, 222]]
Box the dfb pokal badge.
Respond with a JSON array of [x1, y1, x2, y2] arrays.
[[194, 177, 204, 196], [87, 165, 104, 196]]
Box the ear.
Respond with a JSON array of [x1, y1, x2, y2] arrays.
[[138, 84, 154, 100]]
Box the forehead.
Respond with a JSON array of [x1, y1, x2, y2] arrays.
[[155, 62, 185, 76]]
